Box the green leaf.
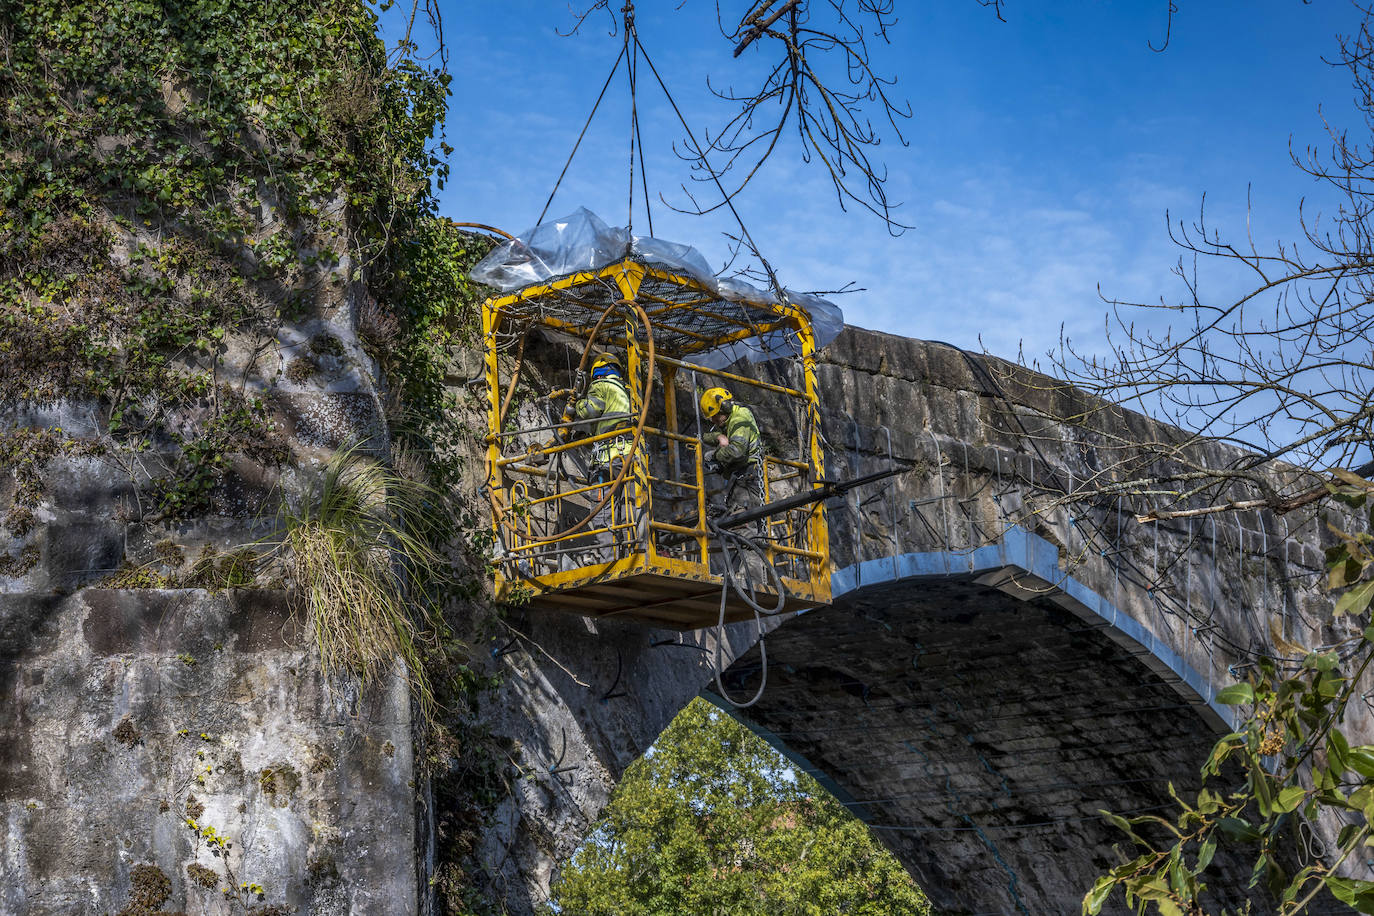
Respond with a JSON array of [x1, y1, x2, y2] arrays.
[[1204, 733, 1244, 776], [1216, 683, 1254, 705], [1216, 817, 1261, 843], [1082, 876, 1115, 915], [1335, 579, 1374, 616], [1350, 747, 1374, 780], [1194, 835, 1217, 874], [1330, 729, 1352, 775], [1252, 770, 1276, 818], [1274, 786, 1306, 814], [1325, 876, 1374, 912], [1099, 810, 1147, 844]]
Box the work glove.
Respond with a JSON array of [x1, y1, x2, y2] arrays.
[[573, 368, 587, 394]]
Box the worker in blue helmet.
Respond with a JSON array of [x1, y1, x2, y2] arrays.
[[574, 353, 634, 478], [570, 352, 639, 561]]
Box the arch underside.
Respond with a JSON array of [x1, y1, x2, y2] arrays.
[[722, 572, 1343, 915]]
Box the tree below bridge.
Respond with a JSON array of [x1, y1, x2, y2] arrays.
[[545, 698, 931, 916]]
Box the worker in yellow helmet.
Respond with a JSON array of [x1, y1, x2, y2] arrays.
[[700, 386, 767, 536], [570, 352, 638, 561]]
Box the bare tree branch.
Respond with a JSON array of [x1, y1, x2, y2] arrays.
[[1031, 3, 1374, 526]]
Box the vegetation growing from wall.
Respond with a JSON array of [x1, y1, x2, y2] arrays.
[[279, 445, 449, 711], [547, 698, 931, 916], [383, 218, 496, 493], [0, 0, 448, 518], [2, 2, 516, 911]]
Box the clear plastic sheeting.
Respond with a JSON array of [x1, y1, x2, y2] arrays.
[[470, 207, 844, 366]]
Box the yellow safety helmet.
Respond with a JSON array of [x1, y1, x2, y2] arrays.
[[591, 353, 623, 378], [699, 386, 733, 419]]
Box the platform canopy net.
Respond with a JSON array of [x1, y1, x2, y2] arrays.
[[470, 207, 843, 367]]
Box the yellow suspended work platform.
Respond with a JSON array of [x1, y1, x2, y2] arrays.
[[478, 237, 834, 630]]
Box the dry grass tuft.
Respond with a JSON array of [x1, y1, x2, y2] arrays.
[[281, 445, 449, 714]]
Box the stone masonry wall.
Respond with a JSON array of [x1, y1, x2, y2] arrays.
[[0, 279, 418, 912], [468, 325, 1372, 914], [4, 321, 1368, 915]]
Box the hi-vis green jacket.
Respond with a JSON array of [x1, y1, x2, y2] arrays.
[[713, 404, 763, 474], [575, 376, 632, 438]]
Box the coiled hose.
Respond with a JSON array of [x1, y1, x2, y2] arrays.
[[489, 298, 656, 549], [709, 518, 788, 709]]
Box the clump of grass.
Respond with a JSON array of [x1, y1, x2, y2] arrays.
[[279, 445, 450, 715]]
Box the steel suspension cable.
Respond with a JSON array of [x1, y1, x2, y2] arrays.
[[626, 14, 654, 237], [536, 40, 629, 228], [631, 31, 787, 305], [626, 20, 636, 235]]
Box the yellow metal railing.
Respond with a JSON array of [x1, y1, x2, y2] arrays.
[[481, 257, 832, 616], [491, 425, 827, 596]]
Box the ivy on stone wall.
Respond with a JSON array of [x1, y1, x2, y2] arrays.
[[1, 4, 513, 911], [0, 0, 449, 516]]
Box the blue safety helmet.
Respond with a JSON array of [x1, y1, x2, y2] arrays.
[[591, 353, 623, 379]]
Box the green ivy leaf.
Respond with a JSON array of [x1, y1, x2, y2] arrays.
[[1216, 683, 1254, 705], [1335, 579, 1374, 616]]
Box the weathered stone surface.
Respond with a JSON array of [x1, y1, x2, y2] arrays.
[[469, 326, 1372, 916], [0, 246, 413, 913], [4, 323, 1370, 916], [0, 588, 414, 915]]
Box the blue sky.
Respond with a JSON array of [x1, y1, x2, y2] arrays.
[[426, 1, 1362, 361]]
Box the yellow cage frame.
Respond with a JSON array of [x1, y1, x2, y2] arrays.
[[482, 257, 831, 628]]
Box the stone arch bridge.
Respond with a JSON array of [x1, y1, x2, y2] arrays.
[[2, 326, 1366, 915], [479, 328, 1365, 916]]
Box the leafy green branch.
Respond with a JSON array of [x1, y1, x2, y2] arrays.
[[1086, 476, 1374, 915]]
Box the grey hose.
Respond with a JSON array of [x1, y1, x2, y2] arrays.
[[709, 520, 787, 709]]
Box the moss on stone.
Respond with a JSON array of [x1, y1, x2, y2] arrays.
[[115, 863, 170, 915], [185, 545, 259, 590], [285, 357, 318, 383], [306, 852, 339, 886], [259, 763, 300, 808], [0, 545, 40, 578], [185, 862, 217, 889], [102, 562, 171, 589], [153, 539, 184, 565], [3, 506, 34, 537], [308, 745, 336, 773], [0, 428, 106, 509], [112, 716, 141, 748], [309, 333, 344, 357]]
